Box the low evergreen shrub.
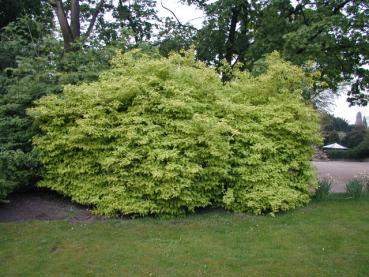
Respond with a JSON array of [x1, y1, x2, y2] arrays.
[[30, 50, 321, 216], [314, 178, 332, 200], [346, 179, 364, 198], [0, 19, 114, 200]]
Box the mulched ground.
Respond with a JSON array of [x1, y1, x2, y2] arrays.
[[0, 189, 104, 223]]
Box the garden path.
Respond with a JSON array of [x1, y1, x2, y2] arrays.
[[313, 161, 369, 192]]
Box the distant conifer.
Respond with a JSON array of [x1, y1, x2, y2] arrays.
[[355, 112, 364, 127]]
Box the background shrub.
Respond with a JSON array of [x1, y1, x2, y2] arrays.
[[0, 18, 114, 200], [30, 50, 321, 216], [314, 178, 332, 200], [346, 179, 364, 198], [356, 174, 369, 192]]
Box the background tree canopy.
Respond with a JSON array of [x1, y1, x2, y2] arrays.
[[185, 0, 369, 106], [2, 0, 368, 103], [0, 0, 52, 30]]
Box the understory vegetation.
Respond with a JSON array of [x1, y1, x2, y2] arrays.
[[29, 50, 321, 216]]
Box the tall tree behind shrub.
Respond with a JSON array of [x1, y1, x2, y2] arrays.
[[353, 131, 369, 159], [320, 113, 351, 145], [183, 1, 369, 106], [329, 129, 369, 160], [30, 50, 321, 217], [344, 127, 367, 149]]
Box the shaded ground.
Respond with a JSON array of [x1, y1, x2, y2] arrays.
[[1, 161, 368, 222], [0, 189, 102, 223], [313, 161, 369, 192]]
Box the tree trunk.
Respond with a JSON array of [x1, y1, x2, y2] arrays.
[[51, 0, 105, 51], [70, 0, 81, 39], [225, 7, 239, 65], [53, 0, 74, 51], [222, 7, 239, 82]]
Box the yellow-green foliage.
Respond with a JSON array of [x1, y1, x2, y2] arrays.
[[29, 50, 321, 216]]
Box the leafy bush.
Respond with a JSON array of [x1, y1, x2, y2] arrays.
[[30, 50, 321, 216], [346, 179, 364, 198], [314, 178, 332, 200]]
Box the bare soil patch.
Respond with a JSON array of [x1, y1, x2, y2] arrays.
[[0, 189, 104, 223], [2, 161, 368, 222]]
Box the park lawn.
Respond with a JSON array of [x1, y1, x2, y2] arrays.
[[1, 196, 369, 277]]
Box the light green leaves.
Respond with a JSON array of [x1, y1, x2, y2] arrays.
[[30, 49, 321, 217]]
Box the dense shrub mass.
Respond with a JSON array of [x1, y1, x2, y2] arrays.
[[30, 50, 321, 216]]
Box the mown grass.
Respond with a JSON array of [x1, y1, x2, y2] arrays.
[[1, 196, 369, 277]]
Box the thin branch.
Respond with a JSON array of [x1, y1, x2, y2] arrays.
[[333, 0, 352, 14], [23, 9, 39, 57], [161, 0, 183, 26], [84, 0, 105, 39], [161, 0, 198, 30], [187, 16, 205, 22]]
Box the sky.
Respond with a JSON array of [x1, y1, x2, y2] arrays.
[[157, 0, 368, 124], [157, 0, 205, 28], [333, 94, 369, 124]]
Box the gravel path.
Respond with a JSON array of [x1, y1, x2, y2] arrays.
[[312, 161, 369, 192]]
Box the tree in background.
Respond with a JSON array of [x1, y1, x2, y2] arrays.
[[354, 111, 367, 128], [111, 0, 158, 45], [320, 113, 351, 145], [343, 111, 368, 149], [352, 131, 369, 159], [344, 127, 367, 149], [0, 0, 52, 30], [0, 1, 53, 71], [50, 0, 162, 50], [50, 0, 106, 50], [155, 17, 197, 57], [183, 0, 369, 106]]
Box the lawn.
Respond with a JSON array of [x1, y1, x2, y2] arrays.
[[1, 196, 369, 277]]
